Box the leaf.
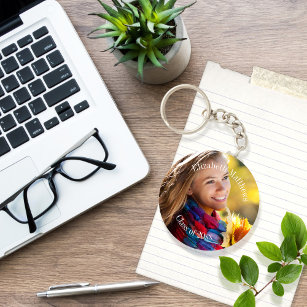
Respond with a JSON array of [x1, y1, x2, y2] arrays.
[[115, 50, 138, 66], [163, 0, 177, 10], [89, 13, 127, 32], [138, 0, 153, 19], [272, 281, 284, 296], [88, 23, 117, 35], [276, 264, 302, 284], [219, 256, 242, 283], [239, 255, 259, 286], [113, 32, 127, 47], [280, 235, 297, 262], [125, 2, 139, 18], [256, 242, 282, 261], [155, 37, 185, 49], [88, 31, 121, 39], [147, 21, 155, 33], [117, 43, 140, 50], [147, 48, 165, 69], [300, 254, 307, 265], [97, 1, 123, 20], [281, 212, 307, 250], [303, 245, 307, 254], [137, 50, 147, 81], [268, 262, 282, 273], [153, 46, 168, 63], [234, 290, 255, 307]]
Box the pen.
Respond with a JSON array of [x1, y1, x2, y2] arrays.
[[37, 280, 159, 298]]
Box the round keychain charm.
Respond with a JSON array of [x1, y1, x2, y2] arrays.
[[159, 84, 259, 251]]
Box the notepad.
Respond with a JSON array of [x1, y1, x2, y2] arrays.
[[136, 62, 307, 306]]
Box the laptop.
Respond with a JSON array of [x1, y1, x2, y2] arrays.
[[0, 0, 149, 258]]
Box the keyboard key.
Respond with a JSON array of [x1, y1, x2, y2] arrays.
[[0, 96, 16, 113], [33, 26, 49, 39], [47, 50, 64, 68], [29, 97, 46, 115], [44, 117, 59, 130], [43, 64, 72, 88], [0, 137, 10, 156], [6, 126, 29, 148], [28, 79, 46, 96], [17, 35, 33, 48], [2, 43, 18, 56], [44, 79, 80, 107], [0, 114, 16, 132], [32, 58, 49, 76], [31, 36, 56, 58], [1, 75, 19, 93], [1, 56, 19, 74], [0, 85, 4, 97], [16, 48, 34, 66], [74, 100, 89, 113], [25, 118, 44, 138], [55, 101, 70, 114], [13, 87, 31, 105], [17, 67, 34, 84], [0, 67, 4, 78], [59, 108, 74, 122], [13, 106, 31, 123]]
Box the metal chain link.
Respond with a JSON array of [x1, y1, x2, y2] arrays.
[[208, 108, 248, 157]]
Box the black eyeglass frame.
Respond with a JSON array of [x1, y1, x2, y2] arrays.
[[1, 128, 116, 233]]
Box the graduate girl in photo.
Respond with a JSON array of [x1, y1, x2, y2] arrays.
[[159, 151, 232, 251]]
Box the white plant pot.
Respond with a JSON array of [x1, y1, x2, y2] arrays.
[[107, 15, 191, 84]]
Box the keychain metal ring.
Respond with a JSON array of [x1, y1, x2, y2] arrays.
[[160, 84, 212, 135]]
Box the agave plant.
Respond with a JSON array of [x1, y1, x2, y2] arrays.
[[89, 0, 196, 80]]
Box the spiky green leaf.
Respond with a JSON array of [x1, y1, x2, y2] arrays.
[[114, 32, 127, 47], [115, 50, 139, 66], [88, 23, 117, 35], [155, 37, 185, 49], [88, 31, 121, 39], [148, 48, 165, 68], [125, 2, 139, 18], [89, 13, 127, 32], [147, 21, 155, 33], [137, 50, 147, 80], [139, 0, 153, 19], [117, 43, 140, 50], [153, 46, 168, 63]]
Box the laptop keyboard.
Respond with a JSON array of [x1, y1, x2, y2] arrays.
[[0, 26, 90, 157]]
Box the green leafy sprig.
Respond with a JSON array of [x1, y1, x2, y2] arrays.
[[220, 212, 307, 307]]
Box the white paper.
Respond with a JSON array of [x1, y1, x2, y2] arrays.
[[136, 62, 307, 306]]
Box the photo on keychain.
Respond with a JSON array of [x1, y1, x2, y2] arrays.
[[159, 150, 259, 251]]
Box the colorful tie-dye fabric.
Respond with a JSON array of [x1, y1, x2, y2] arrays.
[[168, 197, 226, 250]]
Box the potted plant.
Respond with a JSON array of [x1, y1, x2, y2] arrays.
[[88, 0, 195, 84]]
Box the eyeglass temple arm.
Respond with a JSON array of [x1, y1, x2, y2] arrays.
[[59, 156, 116, 170]]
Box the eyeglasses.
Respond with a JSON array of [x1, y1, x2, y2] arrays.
[[0, 128, 116, 233]]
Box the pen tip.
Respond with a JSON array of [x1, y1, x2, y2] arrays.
[[37, 292, 47, 298], [145, 280, 160, 286]]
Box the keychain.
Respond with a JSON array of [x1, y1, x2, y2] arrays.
[[159, 84, 259, 251]]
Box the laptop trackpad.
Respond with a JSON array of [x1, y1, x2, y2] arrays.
[[0, 157, 60, 250]]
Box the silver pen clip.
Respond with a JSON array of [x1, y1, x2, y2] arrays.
[[49, 282, 90, 290]]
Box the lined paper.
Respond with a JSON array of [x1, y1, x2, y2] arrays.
[[136, 62, 307, 306]]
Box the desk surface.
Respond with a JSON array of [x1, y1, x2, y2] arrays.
[[1, 0, 307, 306]]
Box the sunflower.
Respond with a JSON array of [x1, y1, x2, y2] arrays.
[[221, 209, 252, 248]]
